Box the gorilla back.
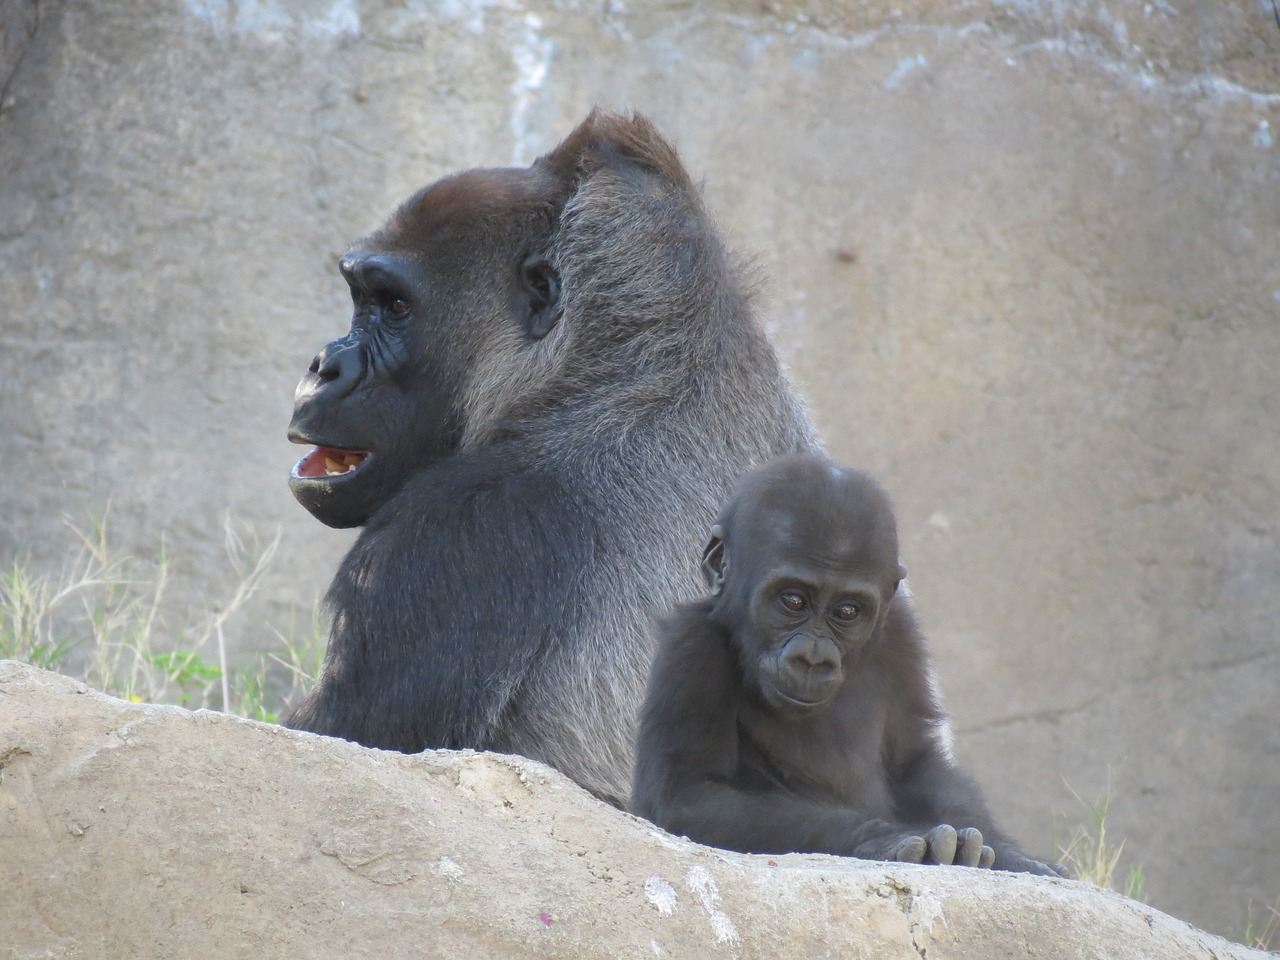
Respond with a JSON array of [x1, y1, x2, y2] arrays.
[[284, 111, 817, 804]]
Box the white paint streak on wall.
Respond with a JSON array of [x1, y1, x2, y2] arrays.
[[644, 876, 678, 916], [431, 0, 501, 35], [728, 6, 1277, 108], [1022, 38, 1280, 105], [598, 0, 632, 42], [685, 865, 741, 948], [185, 0, 229, 32], [884, 53, 927, 89], [313, 0, 360, 38], [510, 11, 554, 164], [183, 0, 359, 40]]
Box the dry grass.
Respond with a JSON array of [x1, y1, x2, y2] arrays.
[[1245, 897, 1280, 953], [1, 509, 320, 722], [1053, 772, 1145, 901]]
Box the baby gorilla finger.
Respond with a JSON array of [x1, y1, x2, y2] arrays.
[[885, 834, 928, 863], [923, 824, 958, 864], [999, 849, 1063, 876], [954, 827, 987, 867], [1029, 857, 1072, 878]]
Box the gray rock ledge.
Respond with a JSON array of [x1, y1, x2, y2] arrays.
[[0, 661, 1266, 960]]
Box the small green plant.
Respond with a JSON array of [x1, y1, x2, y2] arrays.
[[148, 649, 224, 707], [1054, 770, 1146, 901]]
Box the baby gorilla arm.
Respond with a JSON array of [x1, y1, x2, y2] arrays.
[[888, 682, 1067, 877], [637, 742, 997, 866]]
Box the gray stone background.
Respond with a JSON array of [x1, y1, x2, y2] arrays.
[[1, 0, 1276, 940]]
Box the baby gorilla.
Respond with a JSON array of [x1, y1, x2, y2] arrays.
[[632, 454, 1066, 875]]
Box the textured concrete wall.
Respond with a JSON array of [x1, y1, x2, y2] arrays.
[[1, 0, 1277, 940]]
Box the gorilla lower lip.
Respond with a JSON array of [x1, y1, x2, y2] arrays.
[[779, 692, 825, 707]]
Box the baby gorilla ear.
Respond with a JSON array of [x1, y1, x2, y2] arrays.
[[700, 525, 728, 596]]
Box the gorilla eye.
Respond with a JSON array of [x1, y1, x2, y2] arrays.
[[779, 592, 806, 613], [833, 602, 861, 622], [388, 298, 411, 318]]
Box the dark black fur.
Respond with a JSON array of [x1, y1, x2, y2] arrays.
[[632, 454, 1066, 874], [284, 112, 816, 804]]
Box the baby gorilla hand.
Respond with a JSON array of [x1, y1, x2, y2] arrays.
[[916, 825, 996, 867], [852, 821, 996, 868]]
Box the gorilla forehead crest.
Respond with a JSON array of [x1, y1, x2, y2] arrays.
[[725, 455, 899, 571], [378, 167, 566, 253]]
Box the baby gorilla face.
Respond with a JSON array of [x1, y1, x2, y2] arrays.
[[700, 457, 903, 718], [746, 562, 884, 715]]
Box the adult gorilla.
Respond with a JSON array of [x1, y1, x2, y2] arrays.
[[285, 111, 816, 804]]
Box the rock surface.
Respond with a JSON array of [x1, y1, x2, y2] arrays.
[[0, 661, 1269, 960], [2, 0, 1278, 938]]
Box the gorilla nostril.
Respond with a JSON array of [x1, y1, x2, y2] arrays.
[[787, 646, 830, 670], [312, 346, 351, 384]]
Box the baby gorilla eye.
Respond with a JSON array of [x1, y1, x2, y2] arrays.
[[832, 602, 861, 622], [779, 591, 806, 613]]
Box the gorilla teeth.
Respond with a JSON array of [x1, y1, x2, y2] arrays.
[[323, 455, 362, 476]]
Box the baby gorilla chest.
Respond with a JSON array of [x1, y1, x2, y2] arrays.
[[735, 695, 894, 816]]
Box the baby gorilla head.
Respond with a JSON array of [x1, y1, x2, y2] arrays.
[[699, 456, 907, 715]]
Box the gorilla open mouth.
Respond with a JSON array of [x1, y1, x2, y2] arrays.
[[292, 445, 371, 481]]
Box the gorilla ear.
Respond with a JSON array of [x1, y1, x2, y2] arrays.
[[521, 257, 562, 339], [700, 525, 728, 596], [895, 562, 908, 592]]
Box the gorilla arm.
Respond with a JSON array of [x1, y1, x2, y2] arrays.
[[882, 603, 1069, 876]]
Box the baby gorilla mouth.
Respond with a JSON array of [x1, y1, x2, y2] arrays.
[[294, 446, 370, 480]]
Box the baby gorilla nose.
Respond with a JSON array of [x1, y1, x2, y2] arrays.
[[782, 634, 839, 676], [775, 635, 842, 708]]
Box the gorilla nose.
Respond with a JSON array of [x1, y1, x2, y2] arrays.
[[790, 658, 838, 685], [784, 640, 839, 679], [297, 340, 364, 403], [314, 341, 363, 384]]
